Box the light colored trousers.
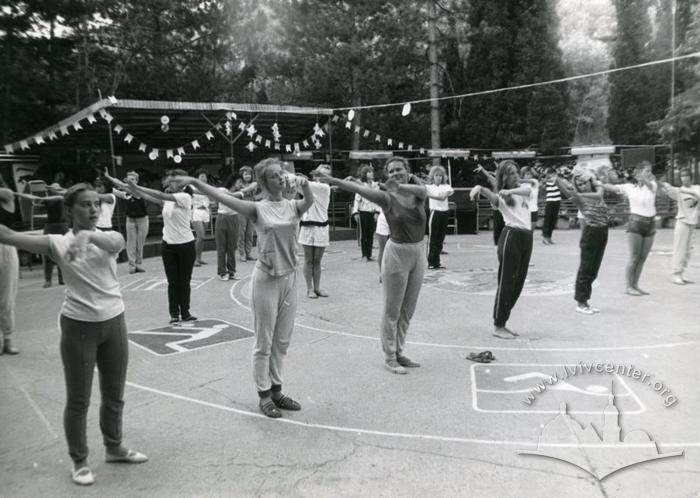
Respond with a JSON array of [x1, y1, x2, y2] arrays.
[[238, 216, 255, 259], [380, 240, 426, 361], [126, 216, 149, 269], [0, 243, 19, 339], [672, 221, 696, 275], [251, 268, 297, 393]]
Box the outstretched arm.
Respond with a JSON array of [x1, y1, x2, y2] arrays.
[[294, 177, 314, 216], [317, 171, 390, 209], [470, 185, 499, 208], [425, 184, 454, 201], [383, 178, 427, 201], [14, 192, 63, 202], [679, 186, 700, 200], [172, 177, 257, 220], [0, 225, 52, 255], [0, 187, 14, 204], [501, 184, 531, 198], [475, 164, 497, 189]]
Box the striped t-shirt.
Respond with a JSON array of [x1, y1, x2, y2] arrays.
[[545, 180, 562, 202]]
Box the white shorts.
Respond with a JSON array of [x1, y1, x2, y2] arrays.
[[298, 225, 329, 247], [375, 211, 390, 237], [192, 209, 210, 223]]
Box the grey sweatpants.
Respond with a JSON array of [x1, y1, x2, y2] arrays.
[[0, 243, 18, 340], [380, 240, 426, 361], [251, 268, 298, 394]]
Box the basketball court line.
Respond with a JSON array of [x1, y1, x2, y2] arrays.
[[125, 380, 697, 448], [2, 361, 59, 439], [469, 363, 647, 415], [227, 278, 697, 353]]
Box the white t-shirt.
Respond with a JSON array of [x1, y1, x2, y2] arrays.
[[97, 193, 116, 229], [48, 231, 125, 322], [375, 210, 390, 236], [352, 182, 380, 213], [528, 180, 539, 213], [616, 182, 657, 217], [498, 195, 531, 231], [162, 192, 195, 244], [426, 184, 454, 211], [673, 185, 700, 225], [216, 187, 238, 215], [301, 182, 330, 223]]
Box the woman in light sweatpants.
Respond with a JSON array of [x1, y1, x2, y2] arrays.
[[0, 184, 147, 486], [661, 168, 700, 285], [171, 158, 314, 419], [319, 157, 427, 375], [0, 174, 19, 355]]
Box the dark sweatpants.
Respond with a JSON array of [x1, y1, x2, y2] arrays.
[[542, 201, 560, 239], [494, 226, 533, 327], [60, 313, 128, 464], [492, 210, 505, 246], [428, 210, 449, 267], [575, 225, 608, 303], [162, 240, 196, 318], [359, 211, 376, 259]]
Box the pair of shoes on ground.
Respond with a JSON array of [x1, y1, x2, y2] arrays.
[[428, 265, 446, 270], [259, 395, 302, 418], [129, 267, 146, 274], [466, 351, 495, 363], [72, 449, 148, 486], [542, 238, 554, 245], [492, 327, 519, 340], [218, 273, 240, 281], [169, 315, 197, 324], [384, 355, 421, 374], [0, 338, 19, 355], [307, 289, 329, 299], [576, 304, 600, 315], [672, 275, 693, 285]]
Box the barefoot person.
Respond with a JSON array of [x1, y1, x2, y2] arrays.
[[661, 169, 700, 285], [600, 161, 657, 295], [319, 157, 425, 374], [470, 160, 532, 339], [0, 184, 147, 486], [170, 158, 314, 418], [299, 164, 332, 298]]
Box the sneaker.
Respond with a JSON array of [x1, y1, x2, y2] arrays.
[[589, 306, 601, 313], [169, 316, 180, 324], [576, 305, 595, 315], [72, 465, 95, 486], [229, 272, 240, 280], [135, 267, 146, 273], [218, 274, 229, 281], [396, 355, 420, 368], [384, 359, 407, 375], [181, 315, 197, 322], [672, 276, 686, 285]]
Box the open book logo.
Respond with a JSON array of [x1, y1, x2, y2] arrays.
[[517, 383, 683, 480]]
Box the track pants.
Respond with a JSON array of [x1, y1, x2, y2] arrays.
[[492, 210, 505, 246], [216, 213, 239, 277], [494, 227, 533, 327], [126, 216, 149, 270], [575, 225, 608, 303], [161, 240, 196, 318], [671, 221, 695, 276], [542, 201, 560, 239], [428, 210, 448, 267], [359, 211, 376, 259]]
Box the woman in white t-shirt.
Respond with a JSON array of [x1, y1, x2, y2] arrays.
[[0, 184, 147, 486], [425, 165, 454, 269], [118, 169, 197, 323], [471, 160, 532, 339], [351, 165, 381, 261], [191, 169, 212, 266], [95, 179, 116, 230], [601, 162, 658, 295], [171, 158, 314, 419]]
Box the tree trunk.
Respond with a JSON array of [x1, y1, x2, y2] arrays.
[[428, 0, 441, 164]]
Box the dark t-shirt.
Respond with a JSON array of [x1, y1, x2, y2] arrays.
[[124, 195, 148, 218], [383, 192, 426, 243]]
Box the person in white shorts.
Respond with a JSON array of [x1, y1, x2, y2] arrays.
[[298, 164, 332, 298]]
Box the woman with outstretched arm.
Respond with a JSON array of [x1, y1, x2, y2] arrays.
[[318, 157, 426, 375], [470, 160, 532, 339], [0, 184, 147, 486], [171, 158, 314, 419]]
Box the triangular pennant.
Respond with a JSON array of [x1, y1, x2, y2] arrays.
[[108, 96, 118, 104], [150, 148, 159, 158], [205, 131, 214, 140], [113, 125, 123, 134], [317, 129, 325, 137], [375, 134, 381, 142], [166, 149, 174, 159], [48, 131, 57, 141], [332, 115, 340, 122], [293, 143, 300, 152], [238, 122, 247, 131], [387, 138, 393, 146], [345, 121, 352, 129], [124, 134, 134, 143], [34, 136, 45, 145], [285, 144, 292, 152], [60, 126, 69, 136], [264, 139, 271, 148], [215, 123, 222, 130], [274, 143, 281, 151], [19, 140, 29, 150], [192, 140, 200, 150], [419, 148, 426, 155], [407, 145, 413, 151], [138, 143, 147, 152], [103, 113, 113, 123], [302, 140, 309, 148], [255, 135, 263, 144], [363, 130, 370, 138], [4, 144, 13, 153], [354, 126, 361, 134], [72, 121, 83, 131], [398, 142, 404, 149], [177, 147, 185, 155], [87, 114, 97, 124]]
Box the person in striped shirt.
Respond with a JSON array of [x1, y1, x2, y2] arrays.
[[542, 167, 562, 245]]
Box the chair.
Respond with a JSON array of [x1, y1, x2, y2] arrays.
[[27, 180, 48, 230], [447, 202, 458, 235]]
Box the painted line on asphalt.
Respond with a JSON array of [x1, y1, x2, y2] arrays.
[[228, 278, 697, 353], [125, 381, 696, 448], [2, 361, 59, 439]]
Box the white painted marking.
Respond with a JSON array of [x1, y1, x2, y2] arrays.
[[229, 278, 697, 352], [2, 362, 58, 439], [125, 381, 695, 448]]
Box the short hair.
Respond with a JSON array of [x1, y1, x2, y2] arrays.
[[384, 157, 410, 174], [63, 183, 95, 207], [358, 164, 374, 182], [428, 165, 447, 184], [224, 173, 242, 190], [194, 168, 208, 178], [545, 167, 556, 175], [253, 158, 284, 192], [165, 168, 188, 177], [125, 171, 139, 182]]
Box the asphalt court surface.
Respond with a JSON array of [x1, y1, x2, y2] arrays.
[[2, 228, 699, 497]]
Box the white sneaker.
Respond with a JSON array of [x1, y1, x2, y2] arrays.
[[72, 465, 95, 486], [384, 359, 407, 375], [218, 274, 229, 281], [672, 276, 686, 285], [229, 272, 240, 280], [576, 305, 595, 315]]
